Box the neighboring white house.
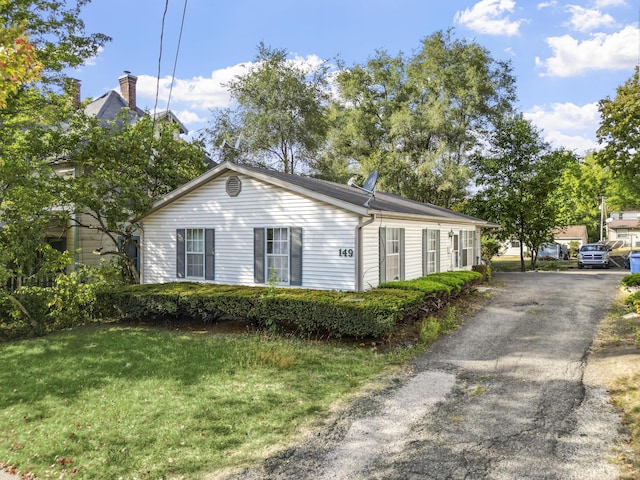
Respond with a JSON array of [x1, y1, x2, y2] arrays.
[[553, 225, 588, 249], [500, 225, 589, 257], [138, 161, 494, 291], [607, 210, 640, 248]]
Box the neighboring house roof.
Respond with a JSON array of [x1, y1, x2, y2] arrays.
[[608, 219, 640, 229], [141, 161, 495, 226], [83, 90, 144, 125], [553, 225, 588, 240], [152, 110, 188, 135]]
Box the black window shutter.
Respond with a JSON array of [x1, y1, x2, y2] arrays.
[[176, 229, 185, 278], [290, 227, 302, 286], [205, 229, 215, 280], [422, 229, 428, 277], [436, 230, 441, 273], [254, 228, 265, 283], [399, 228, 405, 280], [379, 227, 387, 283]]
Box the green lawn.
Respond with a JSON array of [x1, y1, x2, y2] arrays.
[[0, 325, 408, 479], [491, 256, 577, 272]]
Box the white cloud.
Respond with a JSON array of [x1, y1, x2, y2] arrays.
[[173, 109, 207, 125], [454, 0, 524, 36], [537, 1, 557, 9], [565, 5, 615, 32], [525, 102, 600, 154], [593, 0, 627, 7], [536, 25, 639, 77], [135, 64, 247, 112]]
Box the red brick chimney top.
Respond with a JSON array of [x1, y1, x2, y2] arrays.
[[118, 71, 138, 111], [70, 78, 81, 109]]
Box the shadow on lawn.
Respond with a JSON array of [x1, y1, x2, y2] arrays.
[[0, 324, 251, 408]]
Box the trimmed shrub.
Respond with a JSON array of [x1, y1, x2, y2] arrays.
[[96, 283, 425, 338], [95, 271, 481, 339]]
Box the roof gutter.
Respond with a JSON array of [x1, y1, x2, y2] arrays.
[[355, 214, 376, 291]]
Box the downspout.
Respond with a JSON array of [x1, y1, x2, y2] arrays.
[[355, 214, 376, 291]]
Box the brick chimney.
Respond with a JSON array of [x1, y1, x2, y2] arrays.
[[70, 78, 81, 109], [118, 71, 137, 110]]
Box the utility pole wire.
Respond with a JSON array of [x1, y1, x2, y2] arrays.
[[166, 0, 188, 113], [153, 0, 170, 121]]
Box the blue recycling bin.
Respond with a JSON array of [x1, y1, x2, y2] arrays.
[[630, 252, 640, 274]]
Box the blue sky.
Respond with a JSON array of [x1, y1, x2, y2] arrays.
[[71, 0, 639, 156]]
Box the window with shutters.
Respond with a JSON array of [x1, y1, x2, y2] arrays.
[[425, 229, 439, 273], [461, 230, 475, 267], [186, 228, 205, 278], [386, 228, 401, 281], [266, 227, 289, 284]]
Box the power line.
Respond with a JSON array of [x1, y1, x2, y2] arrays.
[[153, 0, 170, 118], [166, 0, 188, 112]]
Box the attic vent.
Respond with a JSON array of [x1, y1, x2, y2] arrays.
[[226, 175, 242, 197]]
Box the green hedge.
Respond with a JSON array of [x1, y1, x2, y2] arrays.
[[96, 283, 426, 338], [2, 271, 483, 341], [95, 271, 482, 339]]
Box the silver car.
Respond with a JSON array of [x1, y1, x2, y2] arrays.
[[577, 244, 610, 269]]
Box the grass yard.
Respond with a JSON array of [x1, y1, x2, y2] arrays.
[[490, 256, 577, 272], [0, 325, 409, 479]]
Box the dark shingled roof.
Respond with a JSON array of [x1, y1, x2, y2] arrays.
[[238, 163, 486, 223], [83, 90, 144, 125], [141, 161, 491, 225]]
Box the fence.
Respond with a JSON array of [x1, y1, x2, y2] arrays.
[[3, 274, 56, 292]]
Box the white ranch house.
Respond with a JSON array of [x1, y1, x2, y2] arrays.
[[138, 161, 493, 291]]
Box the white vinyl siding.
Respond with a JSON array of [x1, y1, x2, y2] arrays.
[[141, 171, 482, 290], [142, 173, 359, 290]]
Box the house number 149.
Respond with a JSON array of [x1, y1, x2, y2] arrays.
[[339, 248, 354, 257]]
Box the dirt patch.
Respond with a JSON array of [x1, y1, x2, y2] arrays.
[[586, 297, 640, 386]]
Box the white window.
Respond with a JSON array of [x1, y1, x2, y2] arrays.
[[426, 229, 439, 273], [617, 229, 628, 238], [386, 228, 401, 281], [267, 227, 289, 284], [461, 231, 475, 267], [186, 228, 204, 278], [510, 239, 520, 248]]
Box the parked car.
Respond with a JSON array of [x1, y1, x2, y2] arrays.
[[577, 243, 610, 269]]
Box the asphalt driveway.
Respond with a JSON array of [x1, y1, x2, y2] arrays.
[[223, 270, 629, 480]]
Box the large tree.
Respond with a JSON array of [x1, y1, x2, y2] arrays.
[[470, 115, 576, 271], [325, 29, 516, 208], [596, 66, 640, 200], [60, 112, 208, 282], [557, 153, 611, 242], [205, 42, 330, 174], [0, 0, 110, 286]]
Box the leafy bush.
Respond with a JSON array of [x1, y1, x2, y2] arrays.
[[622, 273, 640, 287], [472, 264, 491, 281], [0, 267, 113, 341]]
